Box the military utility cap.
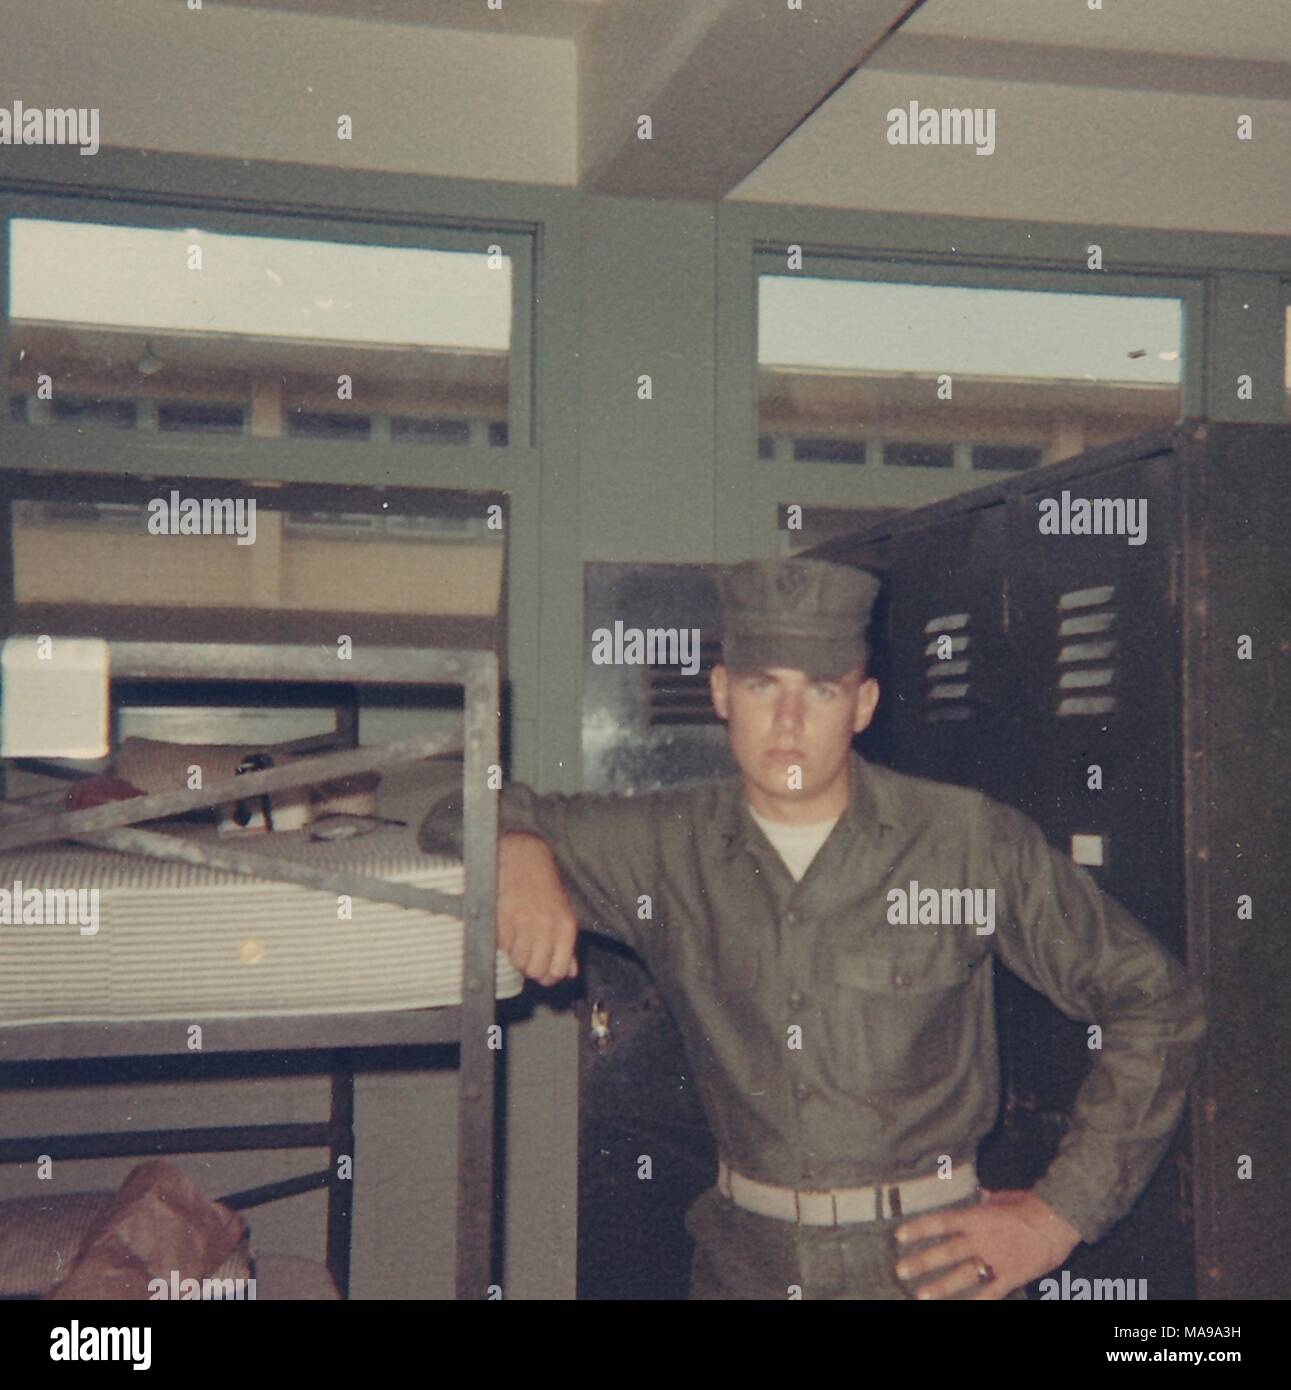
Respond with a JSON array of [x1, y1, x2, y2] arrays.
[[717, 557, 881, 680]]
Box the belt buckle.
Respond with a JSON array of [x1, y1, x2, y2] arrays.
[[793, 1187, 839, 1227]]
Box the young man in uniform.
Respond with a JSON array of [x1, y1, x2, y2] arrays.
[[419, 557, 1207, 1300]]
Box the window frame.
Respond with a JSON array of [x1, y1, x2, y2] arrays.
[[753, 248, 1205, 471], [0, 186, 536, 488], [0, 149, 582, 796], [713, 194, 1291, 559]]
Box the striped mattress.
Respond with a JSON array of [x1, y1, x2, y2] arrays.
[[0, 825, 522, 1025]]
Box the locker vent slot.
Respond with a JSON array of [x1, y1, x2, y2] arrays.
[[1056, 585, 1117, 716], [646, 639, 723, 726], [922, 612, 972, 723]]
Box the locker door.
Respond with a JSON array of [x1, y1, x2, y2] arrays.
[[1002, 450, 1191, 1297], [1011, 453, 1183, 953]]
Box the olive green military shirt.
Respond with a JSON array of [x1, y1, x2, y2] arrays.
[[418, 753, 1207, 1246]]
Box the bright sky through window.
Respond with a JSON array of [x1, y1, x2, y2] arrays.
[[9, 219, 512, 351], [759, 277, 1182, 385]]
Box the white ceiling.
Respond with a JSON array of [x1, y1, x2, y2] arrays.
[[220, 0, 1291, 60], [218, 0, 610, 41], [1, 0, 1288, 235], [902, 0, 1291, 63], [729, 1, 1291, 231]]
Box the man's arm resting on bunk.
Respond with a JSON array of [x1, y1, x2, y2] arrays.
[[496, 831, 581, 987], [418, 767, 662, 986]]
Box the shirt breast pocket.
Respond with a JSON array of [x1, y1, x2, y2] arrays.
[[829, 944, 981, 1095]]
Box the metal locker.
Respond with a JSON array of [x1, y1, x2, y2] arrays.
[[809, 421, 1291, 1300], [1007, 449, 1190, 1296]]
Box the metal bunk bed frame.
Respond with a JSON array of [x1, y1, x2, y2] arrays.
[[0, 640, 501, 1299]]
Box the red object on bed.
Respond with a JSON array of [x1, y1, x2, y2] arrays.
[[65, 775, 146, 810]]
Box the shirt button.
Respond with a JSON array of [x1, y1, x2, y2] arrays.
[[793, 1082, 811, 1103], [894, 972, 908, 988], [787, 991, 804, 1011], [785, 912, 797, 926]]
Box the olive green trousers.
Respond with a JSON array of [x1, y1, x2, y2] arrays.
[[686, 1184, 1030, 1301]]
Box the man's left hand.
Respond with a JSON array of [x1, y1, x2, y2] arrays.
[[892, 1189, 1082, 1300]]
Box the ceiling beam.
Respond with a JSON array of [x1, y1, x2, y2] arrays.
[[871, 33, 1291, 102], [579, 0, 928, 200]]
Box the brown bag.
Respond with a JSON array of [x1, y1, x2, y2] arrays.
[[47, 1159, 246, 1301]]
